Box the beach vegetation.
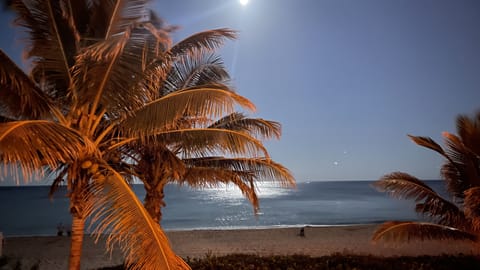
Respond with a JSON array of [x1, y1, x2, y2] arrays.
[[0, 0, 261, 269], [97, 253, 480, 270], [372, 111, 480, 246]]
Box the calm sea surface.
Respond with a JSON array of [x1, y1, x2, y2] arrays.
[[0, 180, 444, 236]]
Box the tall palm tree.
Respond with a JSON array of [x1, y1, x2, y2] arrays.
[[0, 1, 252, 269], [372, 112, 480, 245], [124, 50, 295, 223]]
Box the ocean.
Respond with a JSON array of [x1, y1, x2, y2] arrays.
[[0, 180, 443, 236]]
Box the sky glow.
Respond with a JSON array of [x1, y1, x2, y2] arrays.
[[1, 1, 480, 183]]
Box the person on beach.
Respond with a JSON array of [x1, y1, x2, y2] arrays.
[[56, 223, 65, 236], [299, 227, 305, 237]]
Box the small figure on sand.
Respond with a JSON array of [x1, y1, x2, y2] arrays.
[[299, 227, 305, 237], [56, 222, 65, 236]]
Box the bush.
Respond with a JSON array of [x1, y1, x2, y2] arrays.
[[97, 253, 480, 270]]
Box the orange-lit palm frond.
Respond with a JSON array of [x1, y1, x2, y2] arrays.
[[168, 28, 237, 57], [408, 135, 448, 159], [72, 26, 169, 118], [179, 166, 260, 212], [146, 128, 269, 158], [464, 187, 480, 231], [119, 87, 255, 135], [89, 165, 191, 270], [209, 113, 282, 140], [162, 53, 230, 95], [88, 0, 149, 39], [441, 162, 471, 200], [442, 132, 480, 189], [373, 172, 466, 226], [456, 113, 480, 156], [0, 120, 92, 175], [372, 221, 476, 242], [184, 157, 295, 188], [47, 165, 68, 199], [10, 0, 77, 97], [0, 50, 55, 119]]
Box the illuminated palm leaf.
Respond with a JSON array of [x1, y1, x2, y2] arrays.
[[372, 221, 476, 242], [456, 114, 480, 155], [373, 172, 465, 226], [464, 187, 480, 232], [408, 135, 447, 158], [440, 131, 479, 200], [179, 166, 260, 212], [163, 53, 230, 95], [0, 50, 55, 119], [168, 28, 237, 57], [374, 112, 480, 246], [0, 120, 90, 173], [88, 0, 149, 39], [183, 157, 295, 188], [210, 113, 282, 140], [72, 26, 169, 116], [149, 128, 268, 158], [10, 0, 77, 99], [89, 165, 190, 270], [120, 88, 256, 135]]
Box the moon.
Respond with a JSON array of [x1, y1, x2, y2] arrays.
[[239, 0, 249, 6]]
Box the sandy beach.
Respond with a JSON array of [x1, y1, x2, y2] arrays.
[[2, 224, 478, 270]]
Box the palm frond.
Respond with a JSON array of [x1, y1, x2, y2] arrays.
[[408, 135, 447, 158], [374, 172, 440, 201], [442, 132, 480, 188], [162, 53, 230, 95], [456, 114, 480, 156], [0, 50, 55, 119], [209, 113, 282, 140], [373, 172, 465, 225], [11, 0, 77, 97], [184, 157, 295, 188], [48, 166, 68, 199], [63, 0, 90, 37], [140, 128, 269, 158], [169, 28, 237, 58], [72, 23, 174, 120], [179, 167, 260, 212], [441, 163, 469, 201], [89, 165, 190, 270], [88, 0, 149, 39], [372, 221, 477, 242], [0, 120, 92, 176], [464, 187, 480, 232], [120, 87, 255, 135]]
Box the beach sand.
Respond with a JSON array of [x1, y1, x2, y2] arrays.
[[2, 225, 477, 270]]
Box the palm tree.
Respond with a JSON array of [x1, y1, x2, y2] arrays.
[[0, 1, 252, 269], [124, 50, 295, 223], [372, 112, 480, 246]]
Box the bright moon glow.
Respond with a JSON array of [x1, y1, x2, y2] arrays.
[[239, 0, 249, 6]]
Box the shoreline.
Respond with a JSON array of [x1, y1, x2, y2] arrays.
[[2, 224, 478, 269]]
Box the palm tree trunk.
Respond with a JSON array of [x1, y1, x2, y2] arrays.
[[69, 214, 85, 270], [144, 182, 167, 223]]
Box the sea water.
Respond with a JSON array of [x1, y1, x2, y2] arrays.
[[0, 180, 444, 236]]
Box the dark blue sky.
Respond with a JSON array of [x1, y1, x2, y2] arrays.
[[1, 0, 480, 182]]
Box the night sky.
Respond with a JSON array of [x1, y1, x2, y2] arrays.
[[1, 0, 480, 182]]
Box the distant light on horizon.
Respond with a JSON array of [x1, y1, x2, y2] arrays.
[[239, 0, 249, 6]]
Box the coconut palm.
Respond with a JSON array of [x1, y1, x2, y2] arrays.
[[123, 51, 295, 223], [372, 112, 480, 245], [0, 1, 253, 269]]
